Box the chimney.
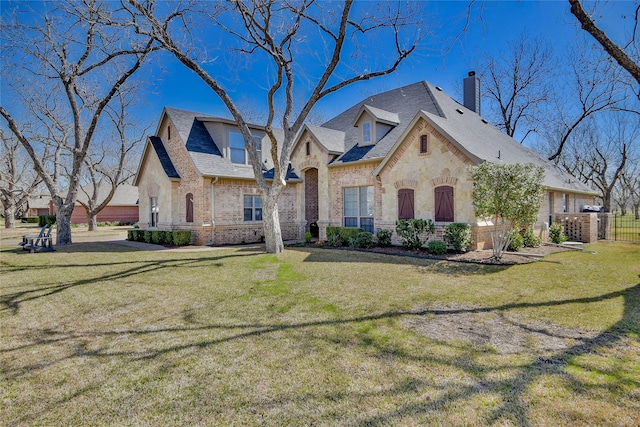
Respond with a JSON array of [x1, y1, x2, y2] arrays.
[[463, 71, 481, 115]]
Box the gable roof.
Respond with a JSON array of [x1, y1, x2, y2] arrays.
[[353, 105, 400, 126], [313, 80, 594, 195], [146, 107, 296, 182], [149, 136, 180, 179], [301, 124, 346, 154]]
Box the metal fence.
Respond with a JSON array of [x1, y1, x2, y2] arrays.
[[609, 213, 640, 242]]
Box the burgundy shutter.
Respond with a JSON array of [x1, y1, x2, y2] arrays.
[[435, 186, 454, 222], [398, 189, 415, 220]]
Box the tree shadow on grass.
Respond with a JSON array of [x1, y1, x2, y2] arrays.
[[289, 246, 512, 275], [0, 250, 259, 315], [4, 283, 639, 424]]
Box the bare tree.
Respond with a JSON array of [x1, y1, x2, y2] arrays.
[[0, 0, 155, 245], [569, 0, 640, 95], [619, 165, 640, 219], [0, 129, 42, 228], [123, 0, 422, 253], [477, 34, 555, 143], [545, 47, 634, 161], [76, 92, 147, 231], [559, 114, 637, 212]]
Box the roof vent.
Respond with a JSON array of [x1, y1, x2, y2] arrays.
[[435, 86, 443, 91], [481, 118, 488, 124], [456, 108, 464, 114]]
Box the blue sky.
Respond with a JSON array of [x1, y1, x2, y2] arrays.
[[139, 0, 634, 125]]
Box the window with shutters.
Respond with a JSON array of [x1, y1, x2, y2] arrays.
[[343, 186, 374, 233], [397, 189, 414, 220], [186, 193, 194, 223], [434, 186, 454, 222]]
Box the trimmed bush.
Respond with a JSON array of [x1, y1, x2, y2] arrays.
[[172, 230, 192, 246], [443, 223, 472, 253], [127, 230, 134, 241], [376, 229, 392, 247], [507, 229, 524, 252], [151, 230, 165, 245], [522, 227, 541, 248], [164, 231, 174, 245], [38, 215, 56, 227], [328, 232, 345, 247], [26, 217, 39, 224], [395, 218, 435, 250], [143, 230, 153, 243], [326, 226, 340, 240], [304, 232, 312, 243], [349, 231, 373, 248], [549, 222, 568, 244], [428, 240, 447, 255]]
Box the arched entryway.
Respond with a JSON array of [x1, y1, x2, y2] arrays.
[[304, 168, 319, 237]]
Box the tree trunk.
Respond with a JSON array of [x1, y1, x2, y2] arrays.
[[4, 204, 16, 228], [88, 212, 97, 231], [262, 196, 284, 254], [634, 204, 639, 220], [54, 200, 74, 245]]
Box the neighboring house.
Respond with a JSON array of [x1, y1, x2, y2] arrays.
[[70, 183, 139, 225], [135, 74, 597, 248], [26, 195, 53, 217]]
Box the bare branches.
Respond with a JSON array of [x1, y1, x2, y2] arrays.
[[569, 0, 640, 91]]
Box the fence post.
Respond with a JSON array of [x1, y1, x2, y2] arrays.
[[614, 213, 617, 241]]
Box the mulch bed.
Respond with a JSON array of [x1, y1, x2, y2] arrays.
[[288, 242, 574, 265]]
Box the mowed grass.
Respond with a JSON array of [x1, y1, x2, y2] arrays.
[[0, 238, 638, 426]]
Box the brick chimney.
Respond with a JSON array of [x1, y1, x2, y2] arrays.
[[463, 71, 481, 115]]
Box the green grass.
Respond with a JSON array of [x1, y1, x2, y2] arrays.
[[1, 239, 638, 426]]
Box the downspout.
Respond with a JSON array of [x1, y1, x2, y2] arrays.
[[207, 177, 218, 245]]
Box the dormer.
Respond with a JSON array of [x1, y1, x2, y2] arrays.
[[352, 105, 399, 146]]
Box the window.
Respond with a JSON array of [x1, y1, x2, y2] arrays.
[[150, 197, 158, 227], [343, 186, 374, 233], [434, 186, 454, 222], [563, 194, 569, 213], [186, 193, 194, 223], [244, 195, 263, 222], [362, 122, 371, 144], [420, 135, 429, 154], [398, 189, 414, 220], [229, 131, 262, 165], [230, 131, 246, 164], [306, 141, 311, 156], [168, 125, 171, 140]]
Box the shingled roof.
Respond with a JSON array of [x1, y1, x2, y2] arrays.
[[314, 80, 595, 195]]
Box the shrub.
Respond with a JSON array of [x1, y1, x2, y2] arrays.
[[143, 230, 153, 243], [428, 240, 447, 255], [522, 227, 541, 248], [376, 229, 393, 247], [304, 232, 312, 243], [164, 231, 174, 244], [326, 226, 340, 240], [127, 230, 134, 241], [507, 229, 524, 252], [549, 222, 567, 244], [26, 217, 39, 224], [133, 229, 144, 242], [443, 223, 472, 253], [328, 232, 345, 247], [172, 230, 192, 246], [349, 231, 373, 248], [38, 215, 56, 227], [151, 230, 165, 245], [395, 218, 435, 250]]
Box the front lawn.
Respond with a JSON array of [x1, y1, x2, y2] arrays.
[[1, 241, 638, 425]]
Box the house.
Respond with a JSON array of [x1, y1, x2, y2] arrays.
[[135, 74, 597, 248], [134, 107, 302, 245], [70, 183, 139, 225], [26, 194, 54, 218]]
